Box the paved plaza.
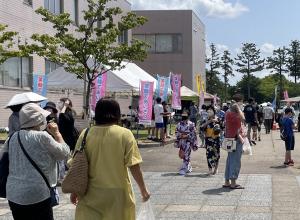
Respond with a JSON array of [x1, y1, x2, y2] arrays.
[[1, 130, 300, 219]]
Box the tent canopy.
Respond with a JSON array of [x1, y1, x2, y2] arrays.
[[180, 86, 220, 102], [47, 62, 157, 94], [181, 86, 199, 102], [281, 96, 300, 102]]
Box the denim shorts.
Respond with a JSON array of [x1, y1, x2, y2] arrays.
[[155, 123, 164, 128], [285, 135, 295, 151]]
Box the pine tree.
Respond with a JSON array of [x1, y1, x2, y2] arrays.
[[206, 43, 220, 94], [220, 50, 234, 102], [235, 43, 264, 99], [266, 47, 288, 101], [287, 40, 300, 83]]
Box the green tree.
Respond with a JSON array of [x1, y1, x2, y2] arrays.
[[235, 75, 264, 103], [22, 0, 148, 116], [0, 24, 19, 64], [287, 40, 300, 83], [206, 43, 221, 93], [235, 43, 264, 99], [266, 47, 288, 100], [220, 50, 234, 102]]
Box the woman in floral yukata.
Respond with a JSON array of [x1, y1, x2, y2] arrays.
[[201, 105, 222, 175], [175, 111, 198, 175]]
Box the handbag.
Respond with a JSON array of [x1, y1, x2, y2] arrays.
[[0, 136, 12, 198], [17, 132, 59, 207], [221, 138, 237, 152], [61, 128, 89, 196]]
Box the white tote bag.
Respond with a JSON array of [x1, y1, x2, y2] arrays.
[[221, 138, 237, 152], [137, 200, 155, 220]]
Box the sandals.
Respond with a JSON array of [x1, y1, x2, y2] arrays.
[[230, 184, 244, 189], [222, 185, 230, 188]]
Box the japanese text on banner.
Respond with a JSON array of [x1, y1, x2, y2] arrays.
[[155, 75, 170, 101], [171, 73, 181, 110], [91, 73, 107, 111], [33, 74, 48, 107], [139, 81, 154, 125]]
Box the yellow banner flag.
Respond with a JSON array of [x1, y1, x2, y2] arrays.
[[196, 74, 202, 94]]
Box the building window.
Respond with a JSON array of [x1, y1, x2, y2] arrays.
[[45, 59, 61, 74], [70, 0, 79, 25], [118, 30, 128, 44], [44, 0, 63, 14], [133, 34, 183, 54], [0, 57, 32, 88], [23, 0, 32, 6]]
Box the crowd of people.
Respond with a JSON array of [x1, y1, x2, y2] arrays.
[[1, 91, 298, 220], [174, 94, 298, 188]]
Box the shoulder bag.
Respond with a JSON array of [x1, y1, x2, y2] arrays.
[[221, 123, 237, 152], [62, 128, 89, 196], [17, 132, 59, 207]]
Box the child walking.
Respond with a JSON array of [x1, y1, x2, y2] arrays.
[[282, 108, 295, 166], [175, 112, 198, 175]]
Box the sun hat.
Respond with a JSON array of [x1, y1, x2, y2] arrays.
[[19, 103, 51, 129], [43, 101, 58, 114], [5, 92, 47, 108]]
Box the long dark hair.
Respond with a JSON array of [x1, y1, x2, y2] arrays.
[[60, 97, 76, 115], [94, 97, 121, 125]]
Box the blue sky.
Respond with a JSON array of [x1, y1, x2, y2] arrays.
[[131, 0, 300, 84]]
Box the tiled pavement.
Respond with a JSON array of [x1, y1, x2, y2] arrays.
[[1, 172, 297, 220]]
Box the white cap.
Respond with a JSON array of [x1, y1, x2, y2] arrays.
[[19, 103, 51, 129]]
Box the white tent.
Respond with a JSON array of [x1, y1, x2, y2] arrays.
[[47, 62, 157, 94]]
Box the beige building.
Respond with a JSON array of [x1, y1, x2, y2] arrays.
[[0, 0, 131, 127], [133, 10, 206, 92]]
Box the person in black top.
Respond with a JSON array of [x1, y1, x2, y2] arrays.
[[256, 105, 264, 141], [243, 97, 258, 145], [43, 101, 58, 123], [57, 98, 79, 152], [162, 101, 171, 139]]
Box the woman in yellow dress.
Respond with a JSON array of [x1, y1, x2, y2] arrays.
[[70, 98, 150, 220]]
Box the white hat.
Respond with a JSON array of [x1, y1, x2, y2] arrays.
[[19, 103, 51, 129], [5, 92, 47, 108], [267, 102, 272, 106]]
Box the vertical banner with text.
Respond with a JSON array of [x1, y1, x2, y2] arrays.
[[155, 74, 170, 101], [33, 74, 48, 107], [171, 73, 181, 110], [91, 73, 107, 111], [138, 81, 154, 125]]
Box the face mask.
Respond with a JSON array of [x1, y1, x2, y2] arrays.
[[182, 116, 188, 120]]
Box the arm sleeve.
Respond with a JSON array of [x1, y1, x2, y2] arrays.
[[40, 132, 70, 160], [124, 130, 142, 167]]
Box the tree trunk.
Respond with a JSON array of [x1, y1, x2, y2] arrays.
[[84, 80, 92, 117], [295, 75, 297, 84], [247, 72, 250, 99]]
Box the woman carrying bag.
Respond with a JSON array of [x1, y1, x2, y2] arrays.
[[3, 103, 70, 220], [69, 98, 150, 220]]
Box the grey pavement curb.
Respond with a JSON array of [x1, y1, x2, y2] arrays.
[[138, 138, 175, 148]]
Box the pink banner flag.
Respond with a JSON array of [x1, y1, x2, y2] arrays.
[[138, 81, 154, 125], [283, 90, 289, 100], [171, 73, 181, 110], [91, 73, 107, 111]]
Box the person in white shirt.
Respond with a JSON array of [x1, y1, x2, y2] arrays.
[[154, 97, 164, 142], [263, 102, 275, 134]]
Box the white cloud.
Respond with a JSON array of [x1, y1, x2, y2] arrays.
[[130, 0, 248, 19], [195, 0, 249, 19], [260, 43, 276, 56], [131, 0, 192, 10]]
